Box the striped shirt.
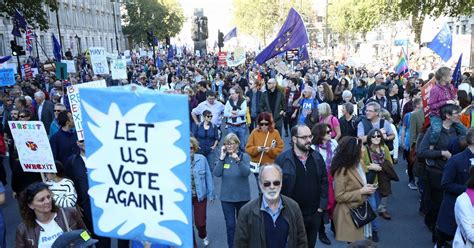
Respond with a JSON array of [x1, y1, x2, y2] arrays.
[[46, 178, 77, 208]]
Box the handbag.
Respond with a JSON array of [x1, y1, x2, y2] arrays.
[[250, 131, 270, 173], [350, 201, 376, 228]]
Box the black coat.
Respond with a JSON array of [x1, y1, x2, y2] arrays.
[[437, 148, 474, 236], [35, 100, 55, 134]]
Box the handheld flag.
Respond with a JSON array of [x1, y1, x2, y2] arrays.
[[255, 8, 309, 64], [25, 28, 34, 54], [452, 54, 462, 88], [167, 46, 174, 62], [223, 27, 237, 42], [11, 9, 27, 37], [299, 45, 309, 61], [52, 33, 62, 62], [394, 48, 410, 78], [427, 23, 452, 62]]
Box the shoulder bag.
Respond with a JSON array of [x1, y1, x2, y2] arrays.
[[250, 131, 270, 173], [350, 200, 376, 228]]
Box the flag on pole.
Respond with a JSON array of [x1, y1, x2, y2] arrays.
[[299, 45, 309, 61], [255, 8, 309, 64], [394, 48, 410, 78], [427, 23, 452, 62], [167, 46, 174, 62], [452, 53, 463, 88], [223, 27, 237, 42], [52, 33, 62, 61], [25, 28, 34, 54], [11, 9, 27, 37]]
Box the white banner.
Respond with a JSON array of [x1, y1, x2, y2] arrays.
[[89, 47, 109, 75], [8, 121, 56, 173], [62, 60, 76, 73], [111, 59, 127, 80], [67, 80, 107, 140]]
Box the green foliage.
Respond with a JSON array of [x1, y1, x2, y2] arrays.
[[0, 0, 58, 31], [122, 0, 184, 45], [397, 0, 474, 18], [232, 0, 314, 43]]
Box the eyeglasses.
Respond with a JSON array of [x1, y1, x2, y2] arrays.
[[259, 122, 269, 126], [206, 115, 213, 118], [372, 135, 382, 139], [296, 135, 313, 140], [262, 180, 281, 187], [19, 115, 26, 118]]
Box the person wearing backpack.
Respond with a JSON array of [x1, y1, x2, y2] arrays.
[[357, 102, 395, 144]]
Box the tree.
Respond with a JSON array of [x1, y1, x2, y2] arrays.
[[232, 0, 314, 44], [122, 0, 184, 46], [0, 0, 58, 31]]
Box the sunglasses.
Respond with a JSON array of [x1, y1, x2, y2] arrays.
[[263, 180, 281, 187], [259, 122, 269, 126], [206, 115, 213, 118], [19, 115, 26, 118], [54, 110, 62, 112], [372, 135, 382, 139]]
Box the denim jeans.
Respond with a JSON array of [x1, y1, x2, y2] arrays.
[[225, 124, 249, 152], [367, 194, 379, 232], [221, 201, 248, 248], [429, 115, 467, 145]]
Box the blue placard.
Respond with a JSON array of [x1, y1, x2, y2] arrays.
[[80, 86, 191, 247], [0, 68, 15, 86]]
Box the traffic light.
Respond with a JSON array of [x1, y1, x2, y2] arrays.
[[10, 40, 25, 56], [218, 31, 224, 48]]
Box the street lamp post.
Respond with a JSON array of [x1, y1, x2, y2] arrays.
[[112, 1, 120, 55], [55, 8, 64, 58]]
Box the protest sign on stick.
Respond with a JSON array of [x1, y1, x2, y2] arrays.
[[67, 80, 107, 141], [89, 47, 109, 75], [8, 121, 56, 173], [111, 59, 127, 80], [0, 68, 15, 86], [80, 86, 192, 247]]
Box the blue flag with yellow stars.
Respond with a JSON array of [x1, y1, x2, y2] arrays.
[[256, 8, 309, 64], [427, 23, 452, 62]]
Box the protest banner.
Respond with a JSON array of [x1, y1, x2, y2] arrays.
[[0, 68, 15, 86], [23, 63, 32, 79], [8, 121, 56, 173], [63, 60, 76, 73], [218, 52, 227, 66], [226, 47, 246, 67], [89, 47, 109, 75], [421, 78, 435, 129], [67, 80, 107, 141], [80, 86, 192, 247], [111, 59, 127, 80], [0, 63, 17, 74]]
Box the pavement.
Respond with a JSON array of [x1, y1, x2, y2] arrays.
[[3, 136, 434, 247]]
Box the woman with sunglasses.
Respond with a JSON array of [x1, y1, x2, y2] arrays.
[[361, 128, 395, 241], [193, 110, 219, 171], [331, 137, 376, 243], [16, 182, 87, 248], [214, 133, 250, 248], [245, 112, 284, 184], [311, 123, 338, 244]]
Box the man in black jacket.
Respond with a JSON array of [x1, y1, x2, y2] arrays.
[[275, 124, 329, 247]]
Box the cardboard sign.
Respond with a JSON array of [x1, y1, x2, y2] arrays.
[[0, 68, 15, 86], [55, 62, 68, 80], [8, 121, 56, 173], [111, 59, 127, 80], [80, 86, 192, 247], [67, 80, 107, 141], [63, 60, 76, 73], [89, 47, 109, 75], [421, 78, 435, 128], [218, 52, 227, 66]]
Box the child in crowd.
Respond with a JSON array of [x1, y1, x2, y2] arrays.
[[45, 161, 78, 208]]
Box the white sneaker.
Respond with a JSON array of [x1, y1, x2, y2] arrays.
[[203, 236, 209, 246]]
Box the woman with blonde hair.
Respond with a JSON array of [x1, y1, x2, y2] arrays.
[[318, 102, 341, 140], [214, 133, 251, 248]]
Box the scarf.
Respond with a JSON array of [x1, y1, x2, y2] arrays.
[[319, 141, 333, 170]]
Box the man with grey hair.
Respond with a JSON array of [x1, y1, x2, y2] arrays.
[[259, 78, 286, 134], [234, 164, 307, 248], [34, 90, 55, 134], [357, 102, 395, 144]]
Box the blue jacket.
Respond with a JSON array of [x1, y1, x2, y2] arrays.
[[192, 154, 215, 202], [437, 148, 474, 236], [193, 123, 219, 156]]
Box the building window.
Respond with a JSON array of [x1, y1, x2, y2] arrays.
[[40, 35, 45, 57], [111, 38, 114, 52], [92, 37, 95, 47], [462, 25, 466, 35], [0, 34, 5, 56], [456, 25, 459, 34], [85, 37, 89, 49]]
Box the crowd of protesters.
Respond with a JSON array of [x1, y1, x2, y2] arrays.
[[0, 48, 472, 248]]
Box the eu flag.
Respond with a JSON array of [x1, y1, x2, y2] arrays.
[[223, 27, 237, 42], [427, 23, 452, 62], [11, 9, 27, 37], [299, 44, 309, 61], [255, 8, 309, 64], [452, 53, 462, 88], [52, 33, 62, 62]]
